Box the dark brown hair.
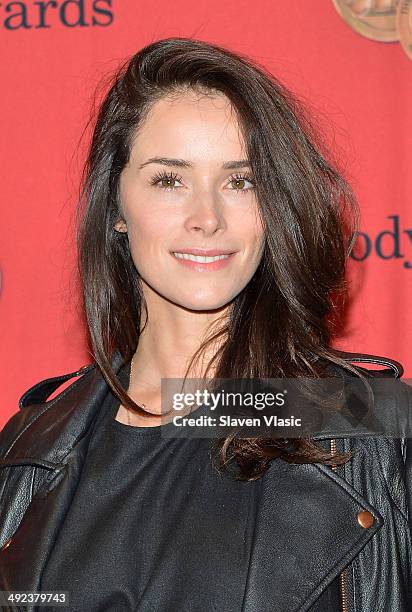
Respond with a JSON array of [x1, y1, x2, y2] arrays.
[[76, 37, 364, 480]]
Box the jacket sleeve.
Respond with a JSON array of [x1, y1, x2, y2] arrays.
[[404, 389, 412, 543], [0, 405, 39, 459], [402, 379, 412, 611]]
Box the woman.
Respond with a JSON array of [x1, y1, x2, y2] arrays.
[[1, 37, 411, 612]]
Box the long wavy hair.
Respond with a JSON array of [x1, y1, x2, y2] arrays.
[[76, 37, 364, 480]]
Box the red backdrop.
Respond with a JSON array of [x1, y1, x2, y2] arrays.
[[1, 0, 411, 426]]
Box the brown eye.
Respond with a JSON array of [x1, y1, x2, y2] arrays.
[[161, 177, 177, 188], [231, 178, 246, 190], [150, 171, 183, 191], [228, 173, 255, 193]]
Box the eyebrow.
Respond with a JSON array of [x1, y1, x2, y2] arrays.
[[137, 157, 252, 170]]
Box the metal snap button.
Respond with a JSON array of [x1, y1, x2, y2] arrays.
[[357, 510, 375, 528], [1, 537, 12, 550]]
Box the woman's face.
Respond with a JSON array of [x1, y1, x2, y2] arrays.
[[116, 89, 265, 312]]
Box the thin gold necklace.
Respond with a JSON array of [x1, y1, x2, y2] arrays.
[[126, 353, 146, 425]]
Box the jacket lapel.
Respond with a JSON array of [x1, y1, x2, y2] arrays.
[[242, 458, 383, 611]]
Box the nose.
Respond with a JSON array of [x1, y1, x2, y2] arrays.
[[184, 192, 226, 235]]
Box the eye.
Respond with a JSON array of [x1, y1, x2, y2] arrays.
[[150, 170, 183, 191], [227, 173, 255, 194], [149, 170, 256, 194]]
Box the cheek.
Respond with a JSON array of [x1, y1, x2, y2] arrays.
[[126, 205, 175, 250], [239, 211, 265, 254], [120, 178, 174, 235]]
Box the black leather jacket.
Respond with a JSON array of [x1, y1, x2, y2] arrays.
[[1, 350, 411, 612]]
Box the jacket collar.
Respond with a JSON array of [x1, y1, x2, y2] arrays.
[[2, 349, 125, 465], [3, 350, 399, 465]]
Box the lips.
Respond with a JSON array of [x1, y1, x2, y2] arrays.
[[170, 248, 236, 256], [170, 250, 237, 271]]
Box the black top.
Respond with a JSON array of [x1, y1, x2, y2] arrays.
[[39, 360, 261, 611]]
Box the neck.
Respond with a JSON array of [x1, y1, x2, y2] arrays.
[[130, 301, 229, 392]]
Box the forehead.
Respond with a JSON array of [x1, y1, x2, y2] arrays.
[[129, 89, 247, 160]]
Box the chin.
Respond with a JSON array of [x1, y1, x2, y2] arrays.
[[175, 295, 231, 312]]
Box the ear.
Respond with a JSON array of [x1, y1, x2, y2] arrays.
[[114, 219, 127, 233]]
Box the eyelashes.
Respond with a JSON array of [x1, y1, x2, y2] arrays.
[[149, 170, 255, 194], [149, 171, 182, 190]]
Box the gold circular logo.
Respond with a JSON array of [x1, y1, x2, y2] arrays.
[[332, 0, 400, 42], [397, 0, 412, 58]]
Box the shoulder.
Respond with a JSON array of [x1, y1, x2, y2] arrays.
[[330, 349, 412, 420], [0, 363, 96, 458], [326, 349, 412, 409], [305, 349, 412, 444]]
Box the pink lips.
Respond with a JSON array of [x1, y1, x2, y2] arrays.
[[171, 250, 237, 271], [172, 248, 235, 256]]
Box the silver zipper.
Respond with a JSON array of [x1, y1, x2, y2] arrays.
[[330, 438, 350, 612]]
